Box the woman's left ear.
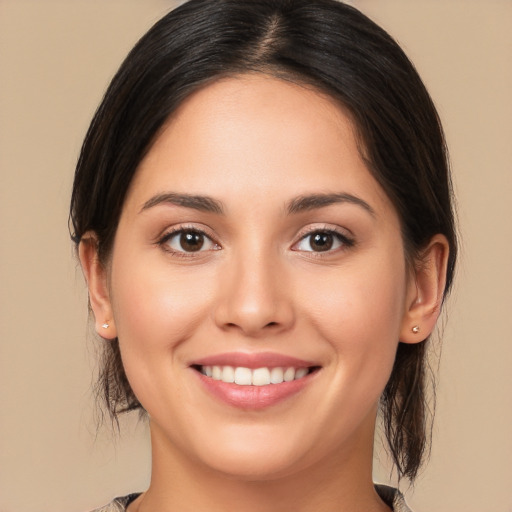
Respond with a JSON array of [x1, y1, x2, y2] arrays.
[[400, 234, 450, 344]]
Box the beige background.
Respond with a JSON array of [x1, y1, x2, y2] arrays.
[[0, 1, 511, 511]]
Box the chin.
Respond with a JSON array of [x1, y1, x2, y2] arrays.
[[201, 451, 307, 482], [184, 423, 324, 482]]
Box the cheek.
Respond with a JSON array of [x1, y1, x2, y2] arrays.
[[303, 256, 407, 384], [108, 252, 221, 416], [109, 252, 215, 368]]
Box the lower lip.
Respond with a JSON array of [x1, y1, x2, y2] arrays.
[[194, 370, 316, 410]]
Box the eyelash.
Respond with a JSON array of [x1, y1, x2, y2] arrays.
[[292, 226, 355, 255], [157, 225, 220, 258], [157, 225, 355, 258]]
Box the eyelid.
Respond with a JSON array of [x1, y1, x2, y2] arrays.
[[157, 224, 221, 255], [291, 224, 355, 253]]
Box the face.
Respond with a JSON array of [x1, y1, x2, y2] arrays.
[[104, 75, 416, 479]]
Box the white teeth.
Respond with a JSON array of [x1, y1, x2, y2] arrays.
[[252, 367, 271, 386], [234, 367, 252, 385], [222, 366, 235, 383], [201, 365, 311, 385], [270, 367, 284, 384], [295, 368, 308, 379], [284, 367, 295, 382]]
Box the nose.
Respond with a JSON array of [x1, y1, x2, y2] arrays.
[[213, 251, 295, 338]]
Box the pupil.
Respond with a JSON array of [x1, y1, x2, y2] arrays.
[[180, 232, 204, 252], [311, 233, 333, 252]]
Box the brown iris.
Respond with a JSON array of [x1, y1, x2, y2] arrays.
[[309, 232, 334, 252], [180, 231, 205, 252]]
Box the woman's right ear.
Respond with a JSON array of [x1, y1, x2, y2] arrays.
[[78, 232, 117, 339]]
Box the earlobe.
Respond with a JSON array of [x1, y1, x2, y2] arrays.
[[400, 234, 450, 344], [78, 232, 117, 340]]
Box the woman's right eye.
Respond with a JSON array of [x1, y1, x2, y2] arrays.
[[160, 229, 219, 254]]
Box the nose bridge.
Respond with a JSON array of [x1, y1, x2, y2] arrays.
[[214, 243, 294, 336]]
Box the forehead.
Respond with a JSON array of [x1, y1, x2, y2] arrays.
[[124, 74, 391, 216]]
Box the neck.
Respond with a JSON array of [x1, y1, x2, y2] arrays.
[[131, 416, 391, 512]]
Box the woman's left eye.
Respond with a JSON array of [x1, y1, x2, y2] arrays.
[[160, 229, 219, 254], [293, 230, 353, 253]]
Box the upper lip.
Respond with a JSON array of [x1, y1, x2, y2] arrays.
[[190, 352, 319, 369]]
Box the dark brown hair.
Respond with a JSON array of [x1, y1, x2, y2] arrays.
[[70, 0, 457, 481]]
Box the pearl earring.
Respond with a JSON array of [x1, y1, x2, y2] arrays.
[[102, 323, 109, 329], [412, 325, 420, 334]]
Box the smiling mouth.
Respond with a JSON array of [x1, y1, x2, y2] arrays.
[[192, 365, 320, 386]]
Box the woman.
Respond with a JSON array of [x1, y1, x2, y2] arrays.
[[70, 0, 456, 510]]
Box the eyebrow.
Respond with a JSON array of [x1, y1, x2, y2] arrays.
[[140, 191, 375, 217], [286, 193, 375, 217], [140, 193, 225, 214]]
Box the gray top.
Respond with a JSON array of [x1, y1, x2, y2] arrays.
[[91, 484, 413, 512]]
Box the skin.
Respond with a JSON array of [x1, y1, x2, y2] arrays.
[[80, 75, 449, 512]]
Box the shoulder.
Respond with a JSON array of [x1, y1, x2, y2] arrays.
[[89, 493, 142, 512], [375, 484, 414, 512]]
